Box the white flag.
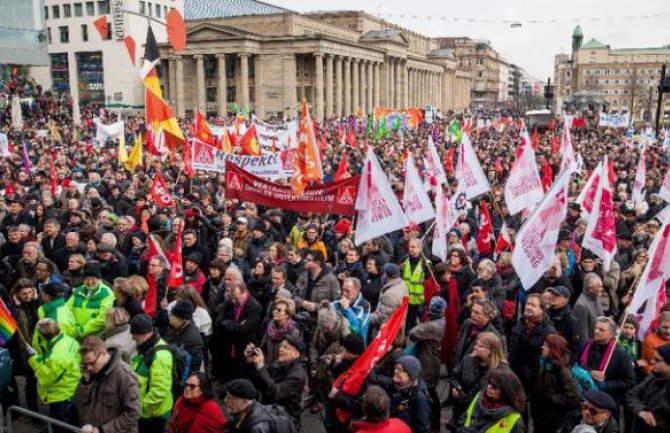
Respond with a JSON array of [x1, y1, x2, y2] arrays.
[[424, 136, 447, 189], [627, 220, 670, 336], [576, 161, 603, 217], [659, 166, 670, 203], [432, 189, 450, 262], [632, 145, 647, 206], [582, 157, 617, 270], [355, 149, 408, 246], [403, 154, 435, 224], [513, 169, 572, 289], [95, 118, 125, 143], [504, 130, 543, 215], [559, 126, 578, 174], [456, 134, 491, 199], [11, 96, 23, 130], [0, 133, 10, 157]]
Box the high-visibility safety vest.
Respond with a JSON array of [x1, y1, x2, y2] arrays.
[[402, 258, 426, 306], [464, 392, 521, 433]]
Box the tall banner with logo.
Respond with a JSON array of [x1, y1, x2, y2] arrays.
[[251, 115, 296, 152], [225, 162, 359, 216]]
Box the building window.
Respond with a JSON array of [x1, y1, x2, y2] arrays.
[[81, 24, 88, 41], [98, 1, 109, 14], [86, 2, 94, 15], [64, 4, 71, 17], [139, 1, 145, 14], [106, 23, 112, 39], [155, 4, 161, 17], [53, 5, 60, 18], [45, 6, 49, 19], [59, 26, 69, 43], [74, 3, 83, 16], [206, 87, 216, 103], [47, 27, 52, 44], [148, 2, 152, 16]]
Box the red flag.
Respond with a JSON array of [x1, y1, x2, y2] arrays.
[[238, 124, 260, 156], [476, 202, 493, 255], [493, 156, 503, 175], [582, 158, 617, 270], [551, 136, 559, 154], [184, 140, 194, 178], [49, 155, 58, 197], [150, 172, 175, 208], [541, 161, 553, 192], [145, 127, 158, 156], [193, 111, 215, 146], [123, 36, 136, 66], [494, 221, 513, 257], [333, 298, 409, 422], [345, 129, 358, 147], [441, 278, 461, 364], [144, 235, 162, 318], [334, 152, 351, 181], [531, 127, 539, 150], [445, 147, 455, 176], [607, 159, 616, 187], [167, 222, 184, 289], [93, 16, 108, 40]]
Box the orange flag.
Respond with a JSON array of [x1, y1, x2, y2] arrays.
[[193, 111, 214, 146], [93, 16, 108, 39], [291, 101, 324, 195], [238, 124, 260, 156], [123, 36, 136, 66]]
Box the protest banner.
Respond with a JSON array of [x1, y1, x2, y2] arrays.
[[599, 112, 630, 128], [225, 161, 359, 215]]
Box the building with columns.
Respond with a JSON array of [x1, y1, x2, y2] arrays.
[[158, 2, 471, 120]]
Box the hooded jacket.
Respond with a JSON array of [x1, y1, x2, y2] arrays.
[[67, 280, 115, 338], [29, 332, 81, 403]]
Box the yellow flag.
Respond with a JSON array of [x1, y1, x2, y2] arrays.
[[118, 135, 128, 164], [49, 119, 62, 142], [124, 136, 143, 172]]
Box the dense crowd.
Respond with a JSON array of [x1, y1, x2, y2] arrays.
[[0, 73, 669, 433]]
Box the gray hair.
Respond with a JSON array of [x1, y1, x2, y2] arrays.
[[100, 232, 117, 249], [596, 316, 617, 334], [478, 258, 495, 275], [583, 273, 603, 292], [344, 277, 361, 292]]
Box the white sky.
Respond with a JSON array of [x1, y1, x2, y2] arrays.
[[270, 0, 670, 81]]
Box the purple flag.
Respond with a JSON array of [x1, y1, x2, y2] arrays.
[[21, 142, 31, 174]]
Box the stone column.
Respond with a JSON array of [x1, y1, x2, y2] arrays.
[[239, 53, 250, 107], [352, 59, 359, 114], [344, 58, 351, 115], [194, 55, 205, 112], [392, 60, 399, 108], [283, 54, 296, 119], [366, 61, 373, 113], [389, 58, 395, 108], [407, 68, 413, 106], [175, 55, 185, 117], [402, 61, 409, 108], [325, 54, 334, 117], [168, 57, 176, 103], [314, 53, 324, 121], [335, 56, 343, 117], [442, 71, 449, 110], [360, 60, 367, 115], [373, 62, 380, 109], [216, 54, 227, 116], [254, 55, 264, 119]]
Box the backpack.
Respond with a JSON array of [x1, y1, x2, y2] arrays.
[[0, 347, 13, 392], [253, 403, 300, 433], [145, 343, 192, 398]]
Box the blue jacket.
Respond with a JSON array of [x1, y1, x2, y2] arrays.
[[332, 293, 371, 344]]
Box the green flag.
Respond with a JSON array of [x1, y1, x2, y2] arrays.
[[366, 113, 374, 137], [449, 119, 462, 143]]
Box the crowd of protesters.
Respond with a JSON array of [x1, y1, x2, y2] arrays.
[[0, 72, 669, 433]]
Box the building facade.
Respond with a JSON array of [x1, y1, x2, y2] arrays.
[[36, 0, 184, 108], [554, 26, 670, 122], [157, 5, 472, 120], [0, 0, 49, 74]]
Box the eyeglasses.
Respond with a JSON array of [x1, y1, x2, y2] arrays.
[[81, 352, 101, 368], [184, 383, 200, 390], [582, 402, 608, 416], [487, 380, 499, 390], [305, 257, 315, 262], [273, 308, 287, 314]]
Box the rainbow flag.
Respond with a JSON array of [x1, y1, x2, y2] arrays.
[[0, 298, 17, 345]]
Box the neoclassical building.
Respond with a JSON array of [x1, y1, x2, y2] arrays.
[[158, 4, 471, 120]]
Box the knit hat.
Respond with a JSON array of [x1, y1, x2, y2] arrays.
[[448, 227, 462, 238], [130, 314, 154, 335], [43, 283, 65, 298], [333, 218, 352, 235], [657, 343, 670, 364], [623, 315, 640, 332], [396, 355, 422, 380], [171, 301, 194, 321], [225, 379, 258, 400], [342, 333, 365, 355], [384, 263, 400, 279], [82, 262, 102, 279], [283, 335, 306, 354], [252, 221, 266, 233], [429, 296, 447, 316], [185, 251, 203, 265]]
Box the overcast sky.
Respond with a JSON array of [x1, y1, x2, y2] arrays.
[[271, 0, 669, 81]]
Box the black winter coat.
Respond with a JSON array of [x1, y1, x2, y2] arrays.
[[508, 315, 556, 388], [548, 304, 582, 352], [248, 359, 308, 424], [626, 374, 670, 433], [577, 339, 636, 402], [165, 321, 204, 374]]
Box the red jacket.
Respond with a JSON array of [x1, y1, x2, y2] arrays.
[[168, 395, 226, 433], [350, 418, 412, 433]]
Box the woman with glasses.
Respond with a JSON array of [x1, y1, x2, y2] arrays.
[[531, 333, 582, 433], [168, 372, 226, 433], [457, 368, 525, 433], [260, 298, 300, 364]]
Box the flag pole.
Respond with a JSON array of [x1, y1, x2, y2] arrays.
[[602, 273, 641, 374]]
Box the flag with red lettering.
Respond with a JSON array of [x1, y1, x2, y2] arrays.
[[167, 222, 184, 289], [659, 166, 670, 203], [355, 148, 408, 246], [402, 154, 435, 225], [476, 202, 494, 255], [512, 168, 571, 289], [504, 129, 543, 215], [628, 220, 670, 336], [333, 297, 409, 423], [334, 152, 351, 181], [150, 172, 175, 208], [456, 134, 490, 199], [424, 136, 447, 187], [432, 189, 450, 262], [559, 125, 578, 174], [632, 145, 646, 206], [576, 160, 603, 217], [582, 157, 617, 270]]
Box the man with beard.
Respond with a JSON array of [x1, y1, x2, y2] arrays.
[[40, 218, 66, 262], [0, 225, 25, 268], [1, 199, 33, 238]]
